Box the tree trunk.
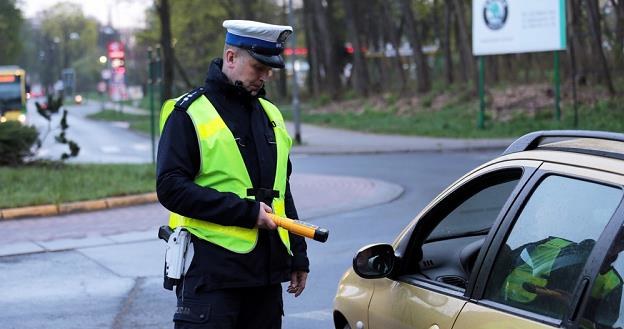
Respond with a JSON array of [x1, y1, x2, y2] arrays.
[[452, 3, 468, 82], [302, 0, 321, 96], [242, 0, 257, 20], [380, 0, 407, 92], [451, 0, 473, 83], [400, 0, 431, 93], [490, 56, 499, 83], [443, 0, 454, 85], [277, 0, 288, 99], [569, 0, 589, 85], [157, 0, 174, 103], [610, 0, 624, 73], [502, 54, 513, 82], [585, 0, 615, 94], [343, 0, 369, 96], [370, 2, 386, 92], [314, 0, 341, 98], [524, 54, 532, 83]]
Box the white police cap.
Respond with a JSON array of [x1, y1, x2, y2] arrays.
[[223, 20, 293, 69]]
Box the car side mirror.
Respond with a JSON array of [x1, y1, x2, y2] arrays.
[[352, 244, 396, 279]]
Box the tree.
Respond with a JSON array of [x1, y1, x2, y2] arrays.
[[139, 0, 283, 94], [0, 0, 23, 64], [450, 0, 473, 83], [156, 0, 174, 103], [609, 0, 624, 72], [585, 0, 615, 95], [380, 0, 407, 92], [441, 0, 454, 85], [343, 0, 370, 96], [314, 0, 342, 97], [35, 3, 98, 91], [400, 0, 431, 93]]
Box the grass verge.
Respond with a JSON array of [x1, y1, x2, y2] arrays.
[[0, 163, 156, 208], [279, 98, 624, 138], [87, 109, 159, 136]]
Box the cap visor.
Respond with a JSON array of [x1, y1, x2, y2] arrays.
[[248, 51, 285, 69]]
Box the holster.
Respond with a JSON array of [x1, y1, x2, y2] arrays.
[[158, 226, 193, 290]]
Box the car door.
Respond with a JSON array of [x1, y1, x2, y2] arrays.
[[367, 160, 541, 329], [452, 163, 624, 329]]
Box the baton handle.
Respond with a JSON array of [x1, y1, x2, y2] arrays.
[[267, 214, 329, 243]]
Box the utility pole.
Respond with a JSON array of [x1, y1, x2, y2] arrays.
[[288, 0, 301, 144]]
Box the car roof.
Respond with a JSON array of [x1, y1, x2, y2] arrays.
[[496, 130, 624, 176]]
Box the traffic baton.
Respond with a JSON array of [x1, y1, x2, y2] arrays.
[[267, 213, 329, 243]]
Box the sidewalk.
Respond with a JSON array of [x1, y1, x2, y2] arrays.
[[287, 122, 514, 154], [0, 173, 403, 257]]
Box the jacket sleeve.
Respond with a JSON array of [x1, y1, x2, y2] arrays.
[[156, 109, 259, 228], [284, 158, 310, 273]]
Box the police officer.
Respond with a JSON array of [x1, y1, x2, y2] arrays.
[[157, 20, 309, 329]]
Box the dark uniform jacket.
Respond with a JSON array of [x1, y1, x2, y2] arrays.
[[157, 58, 309, 293]]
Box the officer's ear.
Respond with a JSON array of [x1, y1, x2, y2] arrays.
[[224, 47, 237, 68]]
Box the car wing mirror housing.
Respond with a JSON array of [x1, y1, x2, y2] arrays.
[[352, 243, 397, 279]]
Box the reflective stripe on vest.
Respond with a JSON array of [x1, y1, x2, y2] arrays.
[[591, 268, 622, 299], [502, 237, 572, 303], [159, 94, 292, 254]]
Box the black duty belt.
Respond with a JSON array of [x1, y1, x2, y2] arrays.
[[247, 188, 280, 204]]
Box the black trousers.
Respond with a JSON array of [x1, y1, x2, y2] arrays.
[[173, 284, 283, 329]]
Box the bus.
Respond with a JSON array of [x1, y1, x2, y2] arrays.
[[0, 66, 27, 124]]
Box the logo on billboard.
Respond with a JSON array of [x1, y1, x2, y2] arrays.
[[483, 0, 508, 30]]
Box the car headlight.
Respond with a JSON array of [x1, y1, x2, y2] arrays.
[[0, 116, 6, 123], [18, 114, 26, 123]]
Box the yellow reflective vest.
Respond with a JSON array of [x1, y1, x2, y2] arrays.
[[502, 237, 572, 303], [160, 92, 292, 254]]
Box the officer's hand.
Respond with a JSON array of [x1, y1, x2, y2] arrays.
[[256, 202, 277, 230], [288, 271, 307, 297]]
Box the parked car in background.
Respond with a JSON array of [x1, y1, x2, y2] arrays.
[[334, 130, 624, 329]]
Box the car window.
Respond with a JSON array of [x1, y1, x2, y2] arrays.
[[483, 175, 623, 321], [580, 227, 624, 329], [411, 170, 522, 290], [428, 179, 520, 241]]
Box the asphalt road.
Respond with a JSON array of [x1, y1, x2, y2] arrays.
[[0, 151, 500, 329], [26, 97, 153, 163]]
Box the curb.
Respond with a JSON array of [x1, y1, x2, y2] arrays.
[[0, 192, 158, 220]]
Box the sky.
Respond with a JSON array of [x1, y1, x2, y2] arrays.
[[19, 0, 152, 29]]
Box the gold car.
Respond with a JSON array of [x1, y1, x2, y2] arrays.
[[334, 130, 624, 329]]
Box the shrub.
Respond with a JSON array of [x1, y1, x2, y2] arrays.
[[0, 122, 39, 166]]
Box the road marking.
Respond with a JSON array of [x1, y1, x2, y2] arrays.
[[132, 143, 150, 151], [111, 121, 130, 129], [286, 309, 332, 321], [101, 146, 121, 153]]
